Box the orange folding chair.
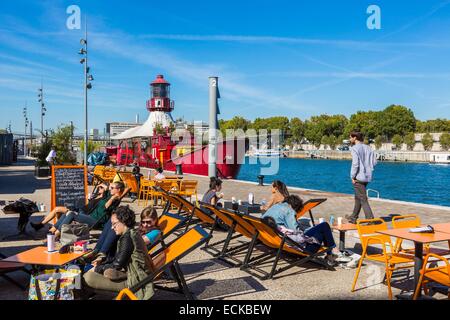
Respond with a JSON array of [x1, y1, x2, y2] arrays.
[[351, 218, 414, 300], [413, 253, 450, 300]]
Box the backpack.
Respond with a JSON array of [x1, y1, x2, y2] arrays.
[[60, 221, 90, 247], [3, 198, 39, 233]]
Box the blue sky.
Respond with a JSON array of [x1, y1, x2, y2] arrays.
[[1, 0, 450, 135]]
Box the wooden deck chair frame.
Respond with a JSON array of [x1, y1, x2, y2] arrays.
[[240, 215, 332, 280], [158, 189, 191, 217], [116, 172, 139, 202], [0, 252, 31, 291], [295, 198, 327, 225], [115, 225, 211, 300], [413, 253, 450, 300], [351, 218, 415, 300], [155, 186, 215, 231], [147, 212, 188, 253], [199, 203, 256, 265]]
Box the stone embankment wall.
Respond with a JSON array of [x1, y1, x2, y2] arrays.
[[285, 150, 445, 162]]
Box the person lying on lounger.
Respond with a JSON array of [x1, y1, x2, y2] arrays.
[[262, 194, 342, 266], [31, 181, 128, 240]]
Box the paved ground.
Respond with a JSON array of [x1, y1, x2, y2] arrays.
[[1, 159, 450, 300]]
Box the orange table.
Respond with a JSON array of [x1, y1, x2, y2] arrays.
[[332, 223, 357, 252], [2, 246, 87, 267], [377, 228, 450, 299], [431, 223, 450, 234]]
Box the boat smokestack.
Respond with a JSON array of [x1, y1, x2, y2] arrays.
[[208, 76, 219, 178]]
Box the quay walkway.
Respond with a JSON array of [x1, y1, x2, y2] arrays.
[[1, 160, 449, 300]]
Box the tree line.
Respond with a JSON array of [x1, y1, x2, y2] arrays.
[[219, 105, 450, 151]]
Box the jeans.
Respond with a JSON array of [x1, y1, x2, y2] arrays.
[[303, 222, 336, 254], [54, 211, 97, 231], [349, 181, 374, 221], [94, 218, 119, 257]]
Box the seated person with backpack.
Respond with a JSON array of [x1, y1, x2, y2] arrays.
[[83, 206, 155, 299], [262, 194, 341, 266]]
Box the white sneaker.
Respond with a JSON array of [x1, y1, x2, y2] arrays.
[[336, 253, 353, 263]]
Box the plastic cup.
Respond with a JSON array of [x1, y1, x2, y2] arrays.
[[318, 218, 325, 224], [337, 217, 343, 226]]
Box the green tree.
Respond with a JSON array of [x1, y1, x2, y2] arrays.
[[392, 134, 403, 150], [374, 135, 383, 150], [80, 140, 102, 155], [289, 117, 305, 143], [220, 116, 251, 137], [154, 123, 165, 135], [328, 135, 338, 150], [321, 135, 330, 149], [404, 132, 416, 151], [304, 114, 348, 147], [421, 133, 434, 151], [52, 125, 76, 164], [345, 110, 382, 140], [416, 119, 450, 133], [379, 105, 416, 139], [439, 132, 450, 151]]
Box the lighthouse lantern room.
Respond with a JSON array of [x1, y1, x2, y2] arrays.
[[147, 74, 174, 112]]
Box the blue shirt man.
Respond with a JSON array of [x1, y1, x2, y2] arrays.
[[346, 132, 376, 223]]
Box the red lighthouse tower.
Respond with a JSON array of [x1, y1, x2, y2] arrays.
[[146, 74, 174, 112]]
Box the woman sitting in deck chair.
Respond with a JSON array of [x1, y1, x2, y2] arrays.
[[30, 182, 127, 239], [262, 194, 341, 266], [260, 180, 290, 211], [83, 206, 155, 299], [83, 206, 163, 265]]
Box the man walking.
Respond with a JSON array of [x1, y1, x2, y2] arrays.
[[345, 132, 377, 224]]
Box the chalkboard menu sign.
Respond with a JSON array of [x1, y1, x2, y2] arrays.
[[51, 165, 88, 211]]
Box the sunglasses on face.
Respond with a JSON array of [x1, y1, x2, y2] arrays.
[[141, 220, 153, 225]]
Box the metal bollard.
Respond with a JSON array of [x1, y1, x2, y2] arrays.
[[257, 175, 265, 186], [176, 164, 183, 175]]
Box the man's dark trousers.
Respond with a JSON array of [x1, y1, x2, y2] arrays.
[[349, 181, 374, 221]]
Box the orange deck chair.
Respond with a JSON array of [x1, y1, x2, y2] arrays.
[[240, 215, 332, 280], [351, 218, 415, 300], [200, 204, 257, 266], [116, 225, 211, 300], [295, 198, 327, 225]]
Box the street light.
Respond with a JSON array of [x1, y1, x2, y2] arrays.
[[23, 105, 29, 156], [79, 17, 94, 166], [37, 82, 46, 137]]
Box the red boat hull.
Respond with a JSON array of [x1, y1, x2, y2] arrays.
[[116, 139, 245, 179]]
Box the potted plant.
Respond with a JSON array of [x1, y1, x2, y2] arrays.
[[35, 138, 52, 177]]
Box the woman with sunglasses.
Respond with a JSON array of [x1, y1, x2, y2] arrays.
[[30, 182, 111, 232], [85, 206, 162, 266], [138, 206, 161, 246], [83, 206, 155, 299]]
